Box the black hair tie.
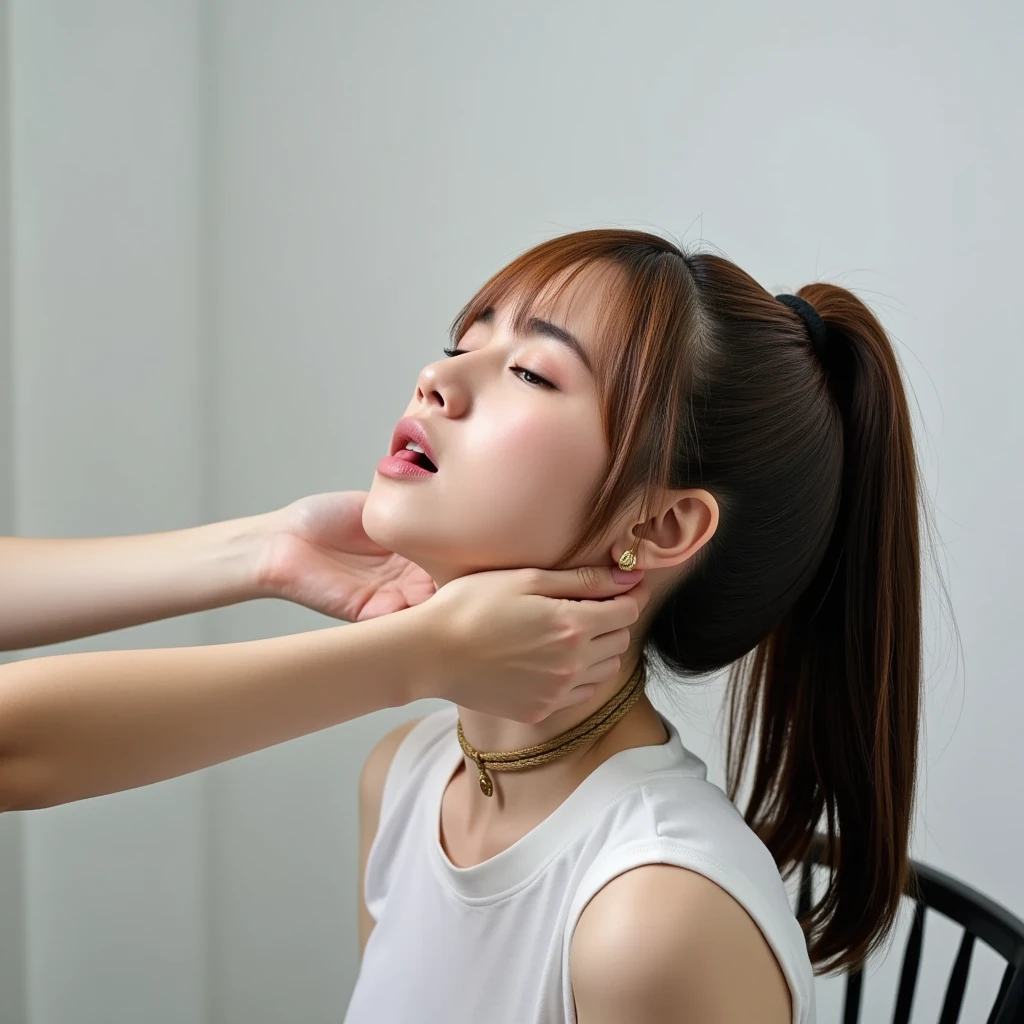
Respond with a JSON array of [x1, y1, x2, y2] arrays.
[[776, 293, 827, 364]]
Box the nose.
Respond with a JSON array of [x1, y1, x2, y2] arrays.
[[414, 358, 469, 416]]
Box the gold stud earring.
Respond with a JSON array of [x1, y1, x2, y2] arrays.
[[618, 545, 638, 571]]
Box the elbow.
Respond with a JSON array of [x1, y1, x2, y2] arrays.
[[0, 695, 61, 813], [0, 768, 18, 814], [0, 725, 23, 812], [0, 760, 22, 814], [0, 751, 46, 813], [0, 675, 54, 812], [0, 742, 14, 812]]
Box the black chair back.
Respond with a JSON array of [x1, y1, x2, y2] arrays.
[[799, 836, 1024, 1024]]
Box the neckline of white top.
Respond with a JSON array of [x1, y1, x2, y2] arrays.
[[426, 707, 707, 902]]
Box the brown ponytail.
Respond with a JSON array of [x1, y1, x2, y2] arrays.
[[725, 283, 922, 971], [452, 231, 925, 972]]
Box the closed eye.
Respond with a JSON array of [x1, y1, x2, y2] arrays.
[[511, 366, 555, 389], [442, 347, 556, 390]]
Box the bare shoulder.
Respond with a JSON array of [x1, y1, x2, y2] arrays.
[[570, 864, 793, 1024], [359, 716, 423, 820], [357, 717, 423, 953]]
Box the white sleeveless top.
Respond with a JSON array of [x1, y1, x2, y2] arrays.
[[345, 707, 816, 1024]]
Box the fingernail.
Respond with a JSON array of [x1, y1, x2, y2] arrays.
[[612, 567, 644, 584]]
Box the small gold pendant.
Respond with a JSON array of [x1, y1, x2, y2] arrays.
[[477, 767, 494, 798]]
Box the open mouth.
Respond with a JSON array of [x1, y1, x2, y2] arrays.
[[396, 442, 438, 473], [384, 417, 440, 477]]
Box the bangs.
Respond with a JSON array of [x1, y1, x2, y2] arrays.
[[451, 241, 622, 356]]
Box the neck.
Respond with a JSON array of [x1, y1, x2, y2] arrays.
[[425, 564, 667, 836], [453, 647, 667, 827], [458, 657, 645, 754]]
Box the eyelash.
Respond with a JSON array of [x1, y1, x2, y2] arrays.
[[442, 347, 555, 390]]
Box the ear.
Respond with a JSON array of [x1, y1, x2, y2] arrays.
[[613, 489, 719, 571]]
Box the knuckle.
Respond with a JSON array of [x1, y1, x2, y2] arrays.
[[560, 619, 585, 647], [576, 565, 601, 593], [523, 568, 546, 590], [556, 662, 579, 685]]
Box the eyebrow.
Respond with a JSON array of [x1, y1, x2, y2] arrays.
[[524, 316, 594, 375], [471, 306, 594, 375]]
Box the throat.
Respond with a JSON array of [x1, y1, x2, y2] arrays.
[[457, 661, 647, 799], [441, 691, 668, 867]]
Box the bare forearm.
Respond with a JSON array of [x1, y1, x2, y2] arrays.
[[0, 607, 434, 811], [0, 516, 270, 651]]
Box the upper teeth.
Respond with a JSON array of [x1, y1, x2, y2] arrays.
[[405, 442, 426, 454]]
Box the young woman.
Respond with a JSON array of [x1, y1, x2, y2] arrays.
[[349, 229, 922, 1024]]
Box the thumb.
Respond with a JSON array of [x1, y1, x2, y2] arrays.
[[522, 565, 645, 599]]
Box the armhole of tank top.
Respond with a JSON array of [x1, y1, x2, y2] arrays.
[[378, 708, 457, 824], [562, 838, 811, 1024]]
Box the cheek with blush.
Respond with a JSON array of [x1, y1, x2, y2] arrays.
[[444, 413, 606, 568]]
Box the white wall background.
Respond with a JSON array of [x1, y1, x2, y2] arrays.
[[3, 3, 209, 1022], [1, 1, 1022, 1022], [0, 4, 27, 1021]]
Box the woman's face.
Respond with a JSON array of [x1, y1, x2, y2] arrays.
[[363, 268, 619, 584]]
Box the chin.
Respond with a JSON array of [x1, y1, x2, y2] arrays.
[[362, 485, 458, 582], [363, 475, 573, 579], [363, 485, 418, 555]]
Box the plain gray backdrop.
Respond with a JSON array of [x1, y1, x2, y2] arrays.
[[1, 1, 1021, 1022]]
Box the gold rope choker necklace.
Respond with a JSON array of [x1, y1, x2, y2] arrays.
[[456, 661, 648, 797]]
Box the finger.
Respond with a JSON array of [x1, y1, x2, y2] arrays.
[[574, 654, 624, 688], [519, 565, 645, 599], [582, 626, 632, 666], [575, 582, 651, 638], [558, 682, 599, 707], [521, 684, 598, 725]]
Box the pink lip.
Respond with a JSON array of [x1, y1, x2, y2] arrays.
[[376, 453, 436, 479], [377, 417, 439, 480]]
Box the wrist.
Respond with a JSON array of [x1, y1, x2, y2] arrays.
[[238, 508, 292, 602], [200, 511, 281, 605], [394, 601, 447, 705]]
